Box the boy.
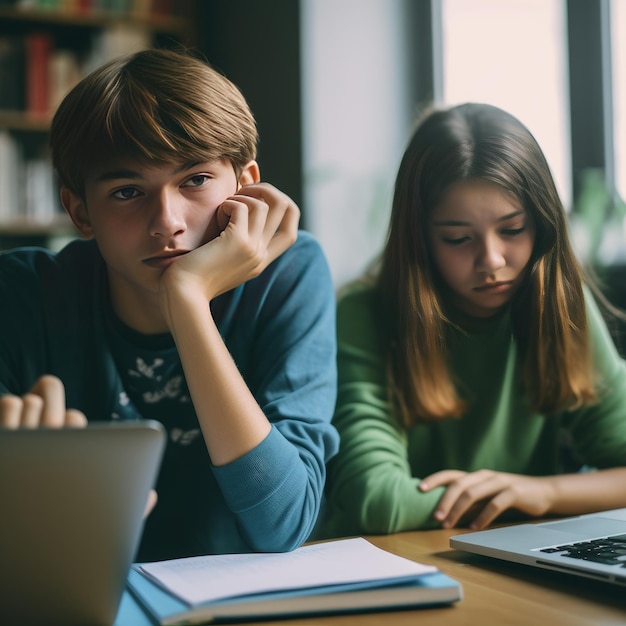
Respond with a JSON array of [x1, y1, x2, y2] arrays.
[[0, 48, 339, 561]]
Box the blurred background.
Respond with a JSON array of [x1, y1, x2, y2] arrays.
[[207, 0, 626, 293], [0, 0, 624, 294]]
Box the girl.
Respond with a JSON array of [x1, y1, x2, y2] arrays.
[[320, 103, 626, 537]]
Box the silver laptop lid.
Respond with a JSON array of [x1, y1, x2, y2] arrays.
[[0, 421, 165, 625], [450, 509, 626, 587]]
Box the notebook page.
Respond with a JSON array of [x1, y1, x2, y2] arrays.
[[137, 537, 437, 606]]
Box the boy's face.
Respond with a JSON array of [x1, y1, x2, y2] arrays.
[[61, 157, 259, 321]]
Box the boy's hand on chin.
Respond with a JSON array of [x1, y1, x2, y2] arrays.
[[163, 182, 300, 301]]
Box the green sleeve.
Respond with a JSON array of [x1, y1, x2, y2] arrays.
[[563, 289, 626, 466], [323, 285, 443, 537]]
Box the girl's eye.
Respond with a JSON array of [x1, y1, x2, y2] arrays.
[[442, 236, 469, 245], [501, 226, 526, 236], [113, 187, 140, 200], [183, 174, 210, 188]]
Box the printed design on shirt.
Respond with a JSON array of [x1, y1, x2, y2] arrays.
[[130, 357, 164, 381], [110, 393, 130, 420], [144, 377, 189, 403], [170, 428, 201, 446], [128, 357, 190, 405]]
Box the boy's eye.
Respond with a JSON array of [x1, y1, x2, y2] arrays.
[[182, 174, 210, 188], [113, 187, 140, 200]]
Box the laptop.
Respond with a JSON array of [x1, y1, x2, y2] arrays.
[[0, 420, 166, 625], [450, 508, 626, 587]]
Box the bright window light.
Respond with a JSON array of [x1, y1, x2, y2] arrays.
[[612, 0, 626, 204], [441, 0, 571, 209]]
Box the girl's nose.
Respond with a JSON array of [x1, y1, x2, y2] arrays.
[[476, 236, 505, 273]]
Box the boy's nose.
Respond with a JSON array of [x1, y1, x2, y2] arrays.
[[149, 193, 186, 238]]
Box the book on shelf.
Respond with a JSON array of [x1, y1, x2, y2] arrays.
[[82, 22, 152, 73], [0, 35, 25, 112], [0, 130, 63, 226], [122, 537, 462, 625], [25, 32, 52, 116], [0, 131, 21, 221], [0, 0, 180, 18], [24, 157, 58, 221], [0, 29, 143, 118], [48, 48, 81, 112], [0, 33, 81, 117]]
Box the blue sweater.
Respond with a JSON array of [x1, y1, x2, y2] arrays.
[[0, 231, 339, 560]]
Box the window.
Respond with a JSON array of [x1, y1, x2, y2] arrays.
[[301, 0, 412, 286], [612, 0, 626, 204], [440, 0, 571, 208]]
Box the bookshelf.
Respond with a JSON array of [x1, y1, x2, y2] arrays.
[[0, 0, 198, 250]]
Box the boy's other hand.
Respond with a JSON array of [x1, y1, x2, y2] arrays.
[[0, 375, 87, 429], [144, 489, 158, 518]]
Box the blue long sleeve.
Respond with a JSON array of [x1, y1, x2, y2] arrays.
[[0, 231, 339, 558]]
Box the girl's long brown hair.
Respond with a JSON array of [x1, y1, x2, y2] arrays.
[[377, 103, 596, 427]]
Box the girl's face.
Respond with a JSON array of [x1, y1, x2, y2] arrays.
[[428, 179, 535, 318]]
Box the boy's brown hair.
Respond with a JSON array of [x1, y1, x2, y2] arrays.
[[50, 48, 258, 198]]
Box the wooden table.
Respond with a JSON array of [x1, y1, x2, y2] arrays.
[[256, 528, 626, 626]]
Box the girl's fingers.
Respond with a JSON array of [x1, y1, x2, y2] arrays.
[[468, 492, 512, 530], [430, 470, 495, 526], [420, 469, 466, 491]]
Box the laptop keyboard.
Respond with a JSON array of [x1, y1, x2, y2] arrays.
[[539, 534, 626, 567]]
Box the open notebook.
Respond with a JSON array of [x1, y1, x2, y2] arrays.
[[120, 537, 462, 625], [0, 421, 165, 625], [450, 508, 626, 586]]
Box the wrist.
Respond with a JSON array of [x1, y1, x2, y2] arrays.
[[538, 476, 558, 516], [159, 271, 214, 330]]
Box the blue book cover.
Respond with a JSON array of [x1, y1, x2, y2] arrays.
[[117, 538, 462, 625]]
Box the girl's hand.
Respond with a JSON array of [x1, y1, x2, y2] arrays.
[[419, 469, 555, 530], [0, 375, 87, 429], [160, 182, 300, 305]]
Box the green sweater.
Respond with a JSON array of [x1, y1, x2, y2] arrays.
[[319, 282, 626, 538]]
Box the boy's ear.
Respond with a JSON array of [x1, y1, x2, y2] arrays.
[[60, 186, 94, 239], [238, 160, 261, 187]]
